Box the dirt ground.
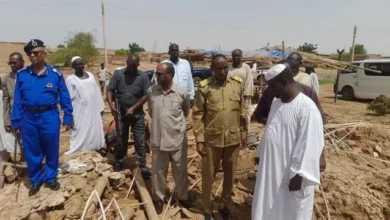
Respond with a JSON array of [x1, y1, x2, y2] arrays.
[[0, 47, 390, 219]]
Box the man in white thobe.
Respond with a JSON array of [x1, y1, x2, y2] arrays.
[[65, 56, 105, 155], [252, 64, 324, 220], [306, 64, 320, 95]]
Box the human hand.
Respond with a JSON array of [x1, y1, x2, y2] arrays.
[[110, 107, 119, 117], [5, 126, 12, 133], [320, 153, 326, 172], [126, 107, 135, 116], [196, 142, 206, 156], [289, 174, 303, 191], [61, 125, 71, 133], [13, 128, 20, 137]]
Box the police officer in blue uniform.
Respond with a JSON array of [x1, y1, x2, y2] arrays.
[[11, 39, 73, 196]]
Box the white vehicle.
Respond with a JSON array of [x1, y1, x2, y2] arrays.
[[335, 59, 390, 100]]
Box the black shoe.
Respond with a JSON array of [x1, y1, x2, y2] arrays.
[[153, 200, 164, 214], [113, 162, 124, 172], [45, 180, 60, 191], [141, 170, 151, 180], [204, 214, 214, 220], [179, 199, 193, 209], [29, 183, 43, 196], [219, 207, 232, 220]]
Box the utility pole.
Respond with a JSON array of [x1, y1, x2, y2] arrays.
[[101, 0, 108, 68], [282, 41, 285, 59], [350, 25, 357, 63]]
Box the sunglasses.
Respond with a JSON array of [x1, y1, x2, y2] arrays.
[[26, 51, 44, 56]]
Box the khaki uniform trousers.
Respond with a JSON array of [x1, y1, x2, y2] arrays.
[[151, 145, 189, 201], [202, 144, 240, 215]]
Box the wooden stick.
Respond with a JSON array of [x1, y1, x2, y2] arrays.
[[319, 185, 331, 220], [188, 155, 198, 168], [131, 168, 159, 220], [162, 189, 175, 220], [314, 202, 327, 220], [213, 178, 224, 200], [125, 168, 138, 199], [189, 178, 201, 190], [85, 177, 109, 218], [180, 207, 195, 220], [89, 202, 148, 219]]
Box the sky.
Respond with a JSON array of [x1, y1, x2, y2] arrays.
[[1, 0, 390, 54]]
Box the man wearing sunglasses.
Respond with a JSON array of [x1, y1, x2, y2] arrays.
[[11, 39, 73, 196]]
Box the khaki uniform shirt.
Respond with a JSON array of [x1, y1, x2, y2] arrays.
[[294, 71, 312, 87], [193, 76, 247, 148], [147, 83, 190, 151], [228, 63, 254, 97], [1, 73, 16, 127]]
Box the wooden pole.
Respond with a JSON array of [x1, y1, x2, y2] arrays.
[[85, 177, 109, 218], [131, 168, 159, 220], [350, 25, 357, 63], [101, 0, 108, 68], [282, 41, 285, 59]]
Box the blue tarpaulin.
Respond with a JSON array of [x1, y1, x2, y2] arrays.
[[198, 49, 231, 56], [268, 50, 291, 58]]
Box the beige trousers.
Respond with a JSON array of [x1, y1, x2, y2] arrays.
[[151, 145, 189, 201]]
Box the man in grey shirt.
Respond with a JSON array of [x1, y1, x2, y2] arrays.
[[107, 55, 151, 179], [147, 63, 192, 213]]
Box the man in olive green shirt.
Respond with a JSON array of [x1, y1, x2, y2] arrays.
[[193, 54, 247, 220]]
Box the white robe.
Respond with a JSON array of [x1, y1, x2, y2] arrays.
[[310, 73, 320, 95], [65, 72, 105, 155], [252, 93, 324, 220]]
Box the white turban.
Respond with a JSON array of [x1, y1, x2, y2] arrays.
[[71, 56, 82, 64], [265, 64, 287, 81]]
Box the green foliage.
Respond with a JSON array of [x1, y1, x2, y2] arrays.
[[329, 53, 350, 61], [367, 95, 390, 115], [49, 32, 99, 66], [298, 42, 318, 54], [57, 44, 65, 48], [128, 42, 145, 54], [349, 44, 367, 55], [115, 48, 130, 56], [319, 78, 334, 85]]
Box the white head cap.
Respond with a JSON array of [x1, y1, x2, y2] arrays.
[[265, 64, 287, 81], [71, 56, 82, 65]]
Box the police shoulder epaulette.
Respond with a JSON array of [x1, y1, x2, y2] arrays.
[[232, 76, 243, 83], [199, 77, 211, 87], [52, 68, 62, 76], [17, 67, 27, 73]]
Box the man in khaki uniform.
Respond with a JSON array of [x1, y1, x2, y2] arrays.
[[2, 52, 24, 132], [147, 63, 192, 214], [228, 49, 254, 129], [193, 54, 247, 220]]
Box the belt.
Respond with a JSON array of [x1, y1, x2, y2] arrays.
[[24, 105, 55, 113]]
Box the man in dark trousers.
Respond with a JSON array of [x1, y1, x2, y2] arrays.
[[107, 55, 151, 179]]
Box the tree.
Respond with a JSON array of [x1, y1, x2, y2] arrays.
[[336, 49, 345, 61], [349, 44, 367, 55], [128, 42, 145, 54], [298, 42, 318, 54], [49, 32, 99, 66], [115, 48, 130, 56], [57, 44, 65, 48]]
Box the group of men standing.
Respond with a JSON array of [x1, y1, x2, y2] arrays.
[[0, 38, 325, 220]]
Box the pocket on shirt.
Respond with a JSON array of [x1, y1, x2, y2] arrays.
[[44, 84, 58, 94], [229, 93, 240, 110]]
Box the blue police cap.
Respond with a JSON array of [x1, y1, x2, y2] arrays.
[[24, 39, 45, 53]]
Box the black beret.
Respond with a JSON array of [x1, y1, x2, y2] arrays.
[[24, 39, 45, 53]]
